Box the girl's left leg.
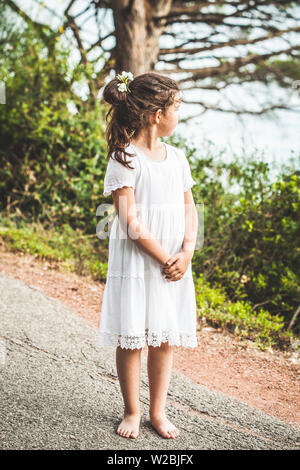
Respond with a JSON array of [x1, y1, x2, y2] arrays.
[[147, 341, 180, 438], [116, 346, 142, 438]]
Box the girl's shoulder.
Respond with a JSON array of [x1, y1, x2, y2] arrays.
[[166, 143, 186, 162], [109, 145, 139, 168], [122, 143, 141, 165], [123, 141, 184, 168]]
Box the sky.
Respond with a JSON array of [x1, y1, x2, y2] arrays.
[[11, 0, 300, 175]]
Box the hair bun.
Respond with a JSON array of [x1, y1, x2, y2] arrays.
[[103, 77, 128, 107]]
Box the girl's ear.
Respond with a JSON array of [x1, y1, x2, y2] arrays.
[[153, 108, 162, 124]]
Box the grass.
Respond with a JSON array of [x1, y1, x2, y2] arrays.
[[0, 216, 108, 282], [194, 273, 294, 350]]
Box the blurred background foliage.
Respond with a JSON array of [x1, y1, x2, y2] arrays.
[[0, 10, 299, 349]]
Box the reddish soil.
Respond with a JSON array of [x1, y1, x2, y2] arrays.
[[0, 247, 299, 429]]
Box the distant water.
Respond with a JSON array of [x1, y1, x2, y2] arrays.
[[176, 107, 299, 183]]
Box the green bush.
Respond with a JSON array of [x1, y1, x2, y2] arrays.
[[0, 21, 109, 235], [194, 274, 291, 349]]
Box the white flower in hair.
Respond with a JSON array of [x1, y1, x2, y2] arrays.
[[117, 70, 133, 80], [116, 70, 133, 92], [121, 71, 134, 81], [117, 82, 127, 92]]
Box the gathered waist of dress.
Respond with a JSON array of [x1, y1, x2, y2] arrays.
[[111, 207, 185, 246], [137, 203, 184, 218]]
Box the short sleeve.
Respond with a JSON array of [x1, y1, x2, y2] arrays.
[[178, 148, 197, 192], [103, 154, 137, 197]]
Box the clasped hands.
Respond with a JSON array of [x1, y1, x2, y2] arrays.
[[160, 251, 192, 282]]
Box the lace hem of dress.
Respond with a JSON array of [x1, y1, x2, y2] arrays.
[[98, 328, 198, 349], [106, 270, 194, 280]]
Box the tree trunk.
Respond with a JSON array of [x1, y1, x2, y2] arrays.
[[112, 0, 172, 76]]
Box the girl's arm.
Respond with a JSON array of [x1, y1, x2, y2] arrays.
[[112, 186, 171, 266], [162, 189, 198, 282], [181, 188, 198, 259]]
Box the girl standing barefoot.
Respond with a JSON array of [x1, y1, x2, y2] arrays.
[[98, 71, 198, 440]]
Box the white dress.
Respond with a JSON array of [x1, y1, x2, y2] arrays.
[[98, 142, 198, 349]]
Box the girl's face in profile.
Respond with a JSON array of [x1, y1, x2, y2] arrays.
[[156, 92, 182, 137]]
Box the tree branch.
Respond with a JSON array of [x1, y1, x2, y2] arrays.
[[159, 26, 300, 56], [6, 0, 53, 40], [157, 46, 300, 81], [179, 102, 300, 123]]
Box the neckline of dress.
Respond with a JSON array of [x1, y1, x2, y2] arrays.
[[130, 142, 169, 164]]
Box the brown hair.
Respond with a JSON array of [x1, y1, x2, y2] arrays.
[[102, 72, 180, 169]]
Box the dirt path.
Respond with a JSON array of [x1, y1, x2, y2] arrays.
[[0, 247, 299, 429]]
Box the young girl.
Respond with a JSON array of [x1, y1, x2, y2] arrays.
[[98, 71, 198, 440]]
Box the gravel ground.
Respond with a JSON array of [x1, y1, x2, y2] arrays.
[[0, 272, 299, 450]]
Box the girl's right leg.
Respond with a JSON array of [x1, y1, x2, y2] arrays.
[[115, 345, 142, 439], [147, 342, 180, 439]]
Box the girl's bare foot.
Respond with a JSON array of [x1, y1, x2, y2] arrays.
[[117, 413, 141, 439], [150, 414, 180, 439]]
